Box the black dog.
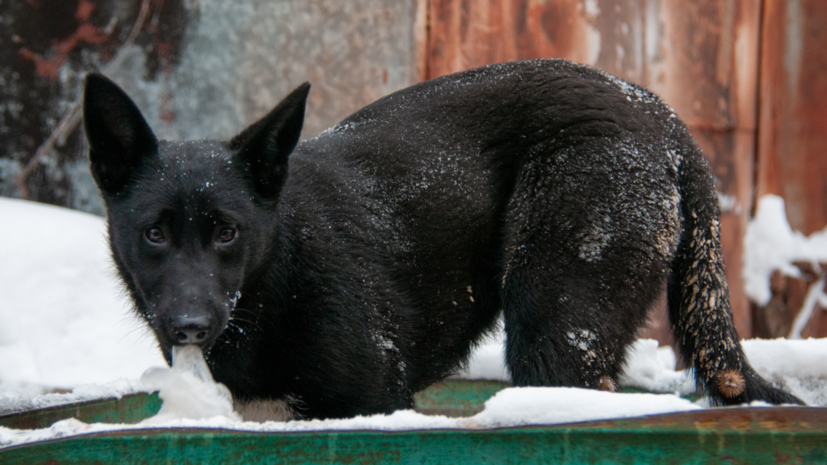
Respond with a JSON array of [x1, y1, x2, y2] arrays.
[[83, 59, 801, 420]]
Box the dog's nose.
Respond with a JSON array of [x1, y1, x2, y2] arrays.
[[171, 315, 211, 345]]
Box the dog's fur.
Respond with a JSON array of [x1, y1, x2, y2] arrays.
[[84, 59, 801, 420]]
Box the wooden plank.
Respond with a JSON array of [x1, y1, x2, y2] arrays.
[[757, 0, 827, 236], [426, 0, 761, 337]]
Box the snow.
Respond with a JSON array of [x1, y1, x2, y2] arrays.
[[1, 197, 825, 449], [741, 338, 827, 406], [0, 197, 165, 394], [743, 195, 827, 306], [618, 339, 695, 395], [139, 346, 240, 424], [468, 387, 700, 428]]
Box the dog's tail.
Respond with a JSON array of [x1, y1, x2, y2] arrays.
[[667, 135, 803, 406]]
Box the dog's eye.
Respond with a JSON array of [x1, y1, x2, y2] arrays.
[[145, 227, 165, 244], [217, 227, 237, 244]]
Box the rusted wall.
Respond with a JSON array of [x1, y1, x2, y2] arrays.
[[0, 0, 420, 215], [757, 0, 827, 236], [756, 265, 827, 339], [0, 0, 176, 212], [753, 0, 827, 338], [426, 0, 601, 77], [426, 0, 761, 338]]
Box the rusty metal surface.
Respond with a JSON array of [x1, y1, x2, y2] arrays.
[[414, 380, 511, 417], [426, 0, 761, 337], [427, 0, 600, 78], [574, 406, 827, 432], [754, 0, 827, 338], [757, 0, 827, 236], [754, 263, 827, 339], [0, 0, 185, 212], [0, 0, 420, 214]]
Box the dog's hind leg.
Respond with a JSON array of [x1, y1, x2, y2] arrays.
[[499, 140, 668, 390], [501, 273, 643, 390]]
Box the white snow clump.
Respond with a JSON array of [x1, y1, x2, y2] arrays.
[[139, 345, 240, 424]]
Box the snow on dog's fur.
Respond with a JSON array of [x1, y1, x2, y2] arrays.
[[83, 60, 801, 420]]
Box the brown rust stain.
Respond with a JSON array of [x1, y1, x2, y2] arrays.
[[757, 0, 827, 236], [427, 0, 595, 79], [753, 263, 827, 338], [17, 0, 112, 80]]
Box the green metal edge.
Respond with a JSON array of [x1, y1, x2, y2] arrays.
[[3, 408, 827, 464], [0, 379, 505, 430], [414, 379, 510, 416], [2, 422, 826, 464], [3, 382, 826, 464], [0, 393, 162, 430], [0, 381, 698, 429]]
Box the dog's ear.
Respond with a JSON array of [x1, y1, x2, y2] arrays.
[[83, 73, 158, 198], [230, 82, 310, 200]]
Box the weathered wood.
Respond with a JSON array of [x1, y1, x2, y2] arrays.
[[427, 0, 598, 78], [755, 0, 827, 337]]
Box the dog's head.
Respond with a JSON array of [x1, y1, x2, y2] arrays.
[[83, 73, 309, 361]]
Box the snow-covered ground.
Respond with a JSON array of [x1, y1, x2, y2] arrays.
[[1, 196, 826, 449], [0, 197, 164, 395]]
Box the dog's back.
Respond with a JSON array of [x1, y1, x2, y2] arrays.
[[286, 60, 677, 384], [85, 59, 801, 420]]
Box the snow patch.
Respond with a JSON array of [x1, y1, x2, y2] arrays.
[[743, 195, 827, 306], [468, 387, 700, 428], [453, 323, 509, 381], [0, 198, 165, 389], [139, 345, 240, 424], [741, 337, 827, 406], [619, 339, 695, 395]]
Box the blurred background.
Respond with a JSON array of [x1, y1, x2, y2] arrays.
[[1, 0, 826, 347]]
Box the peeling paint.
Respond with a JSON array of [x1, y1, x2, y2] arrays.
[[1, 0, 418, 214]]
